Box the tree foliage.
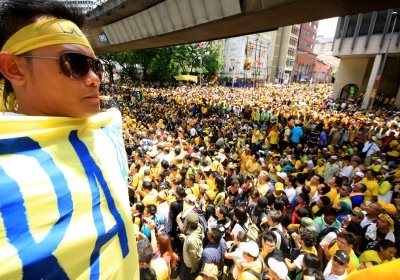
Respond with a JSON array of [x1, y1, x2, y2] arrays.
[[97, 41, 223, 84]]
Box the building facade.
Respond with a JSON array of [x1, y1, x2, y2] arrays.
[[332, 9, 400, 108], [221, 33, 271, 87], [314, 36, 340, 69], [266, 25, 300, 84], [292, 21, 319, 83], [56, 0, 97, 14]]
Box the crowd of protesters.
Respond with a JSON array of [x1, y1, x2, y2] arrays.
[[102, 82, 400, 280]]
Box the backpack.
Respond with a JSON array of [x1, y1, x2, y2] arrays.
[[241, 222, 262, 243], [270, 228, 291, 259], [192, 208, 208, 235], [243, 257, 269, 280]]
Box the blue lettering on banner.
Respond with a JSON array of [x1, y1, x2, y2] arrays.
[[101, 126, 128, 182], [68, 131, 129, 280], [0, 137, 72, 279]]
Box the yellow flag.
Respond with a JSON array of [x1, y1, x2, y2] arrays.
[[0, 109, 138, 279]]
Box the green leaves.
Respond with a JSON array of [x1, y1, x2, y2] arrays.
[[97, 41, 223, 83]]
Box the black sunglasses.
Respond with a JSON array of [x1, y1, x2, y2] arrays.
[[20, 52, 103, 80]]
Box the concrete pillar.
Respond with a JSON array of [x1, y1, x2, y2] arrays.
[[394, 85, 400, 109], [332, 57, 369, 99], [362, 54, 382, 109]]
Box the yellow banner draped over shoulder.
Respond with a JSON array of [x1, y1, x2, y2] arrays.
[[0, 109, 138, 279]]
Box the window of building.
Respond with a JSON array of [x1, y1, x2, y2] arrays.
[[345, 14, 358, 37], [299, 39, 313, 49], [373, 10, 389, 34], [359, 12, 371, 36], [336, 17, 344, 38]]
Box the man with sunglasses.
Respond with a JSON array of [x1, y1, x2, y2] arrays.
[[0, 1, 138, 279], [323, 250, 350, 280]]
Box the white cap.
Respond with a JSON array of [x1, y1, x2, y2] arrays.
[[186, 194, 197, 203], [277, 172, 288, 180], [355, 171, 364, 178], [377, 158, 382, 163], [268, 258, 289, 280], [240, 241, 259, 258], [149, 150, 158, 158]]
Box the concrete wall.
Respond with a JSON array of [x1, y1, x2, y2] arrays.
[[332, 33, 400, 57], [332, 57, 369, 98]]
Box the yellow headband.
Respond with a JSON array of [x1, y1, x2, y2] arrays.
[[2, 18, 92, 55], [380, 213, 395, 231]]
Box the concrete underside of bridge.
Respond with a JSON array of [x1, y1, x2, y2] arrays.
[[86, 0, 400, 54]]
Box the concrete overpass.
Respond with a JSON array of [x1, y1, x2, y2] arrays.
[[85, 0, 400, 54]]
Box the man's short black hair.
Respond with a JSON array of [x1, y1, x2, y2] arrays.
[[146, 204, 157, 216], [210, 227, 223, 243], [324, 206, 337, 217], [218, 204, 229, 217], [142, 181, 153, 191]]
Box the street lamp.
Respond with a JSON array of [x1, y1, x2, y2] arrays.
[[368, 11, 398, 111]]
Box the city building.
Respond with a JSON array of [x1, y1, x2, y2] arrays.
[[314, 36, 340, 69], [55, 0, 97, 14], [266, 25, 300, 84], [221, 33, 271, 87], [292, 21, 319, 83], [313, 59, 332, 83], [332, 9, 400, 108]]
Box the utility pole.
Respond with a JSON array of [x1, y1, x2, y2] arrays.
[[368, 11, 397, 111], [253, 36, 258, 88], [199, 56, 202, 87]]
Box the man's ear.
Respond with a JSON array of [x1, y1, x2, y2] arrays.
[[0, 52, 26, 86]]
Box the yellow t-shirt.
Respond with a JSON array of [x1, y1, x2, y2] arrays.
[[328, 243, 359, 273], [268, 130, 279, 145], [313, 165, 324, 175], [150, 257, 169, 280], [358, 250, 382, 264], [361, 178, 379, 201], [246, 160, 261, 177], [326, 187, 338, 206], [142, 189, 159, 206]]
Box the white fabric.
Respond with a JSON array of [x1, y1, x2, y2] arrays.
[[365, 223, 395, 242], [285, 187, 297, 204], [293, 253, 304, 269], [378, 191, 393, 204], [320, 231, 337, 246], [268, 258, 288, 280]]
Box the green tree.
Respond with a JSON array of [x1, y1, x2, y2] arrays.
[[98, 40, 224, 84], [97, 53, 116, 84]]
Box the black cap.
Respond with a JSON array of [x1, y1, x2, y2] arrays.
[[334, 250, 350, 265], [257, 197, 268, 209]]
